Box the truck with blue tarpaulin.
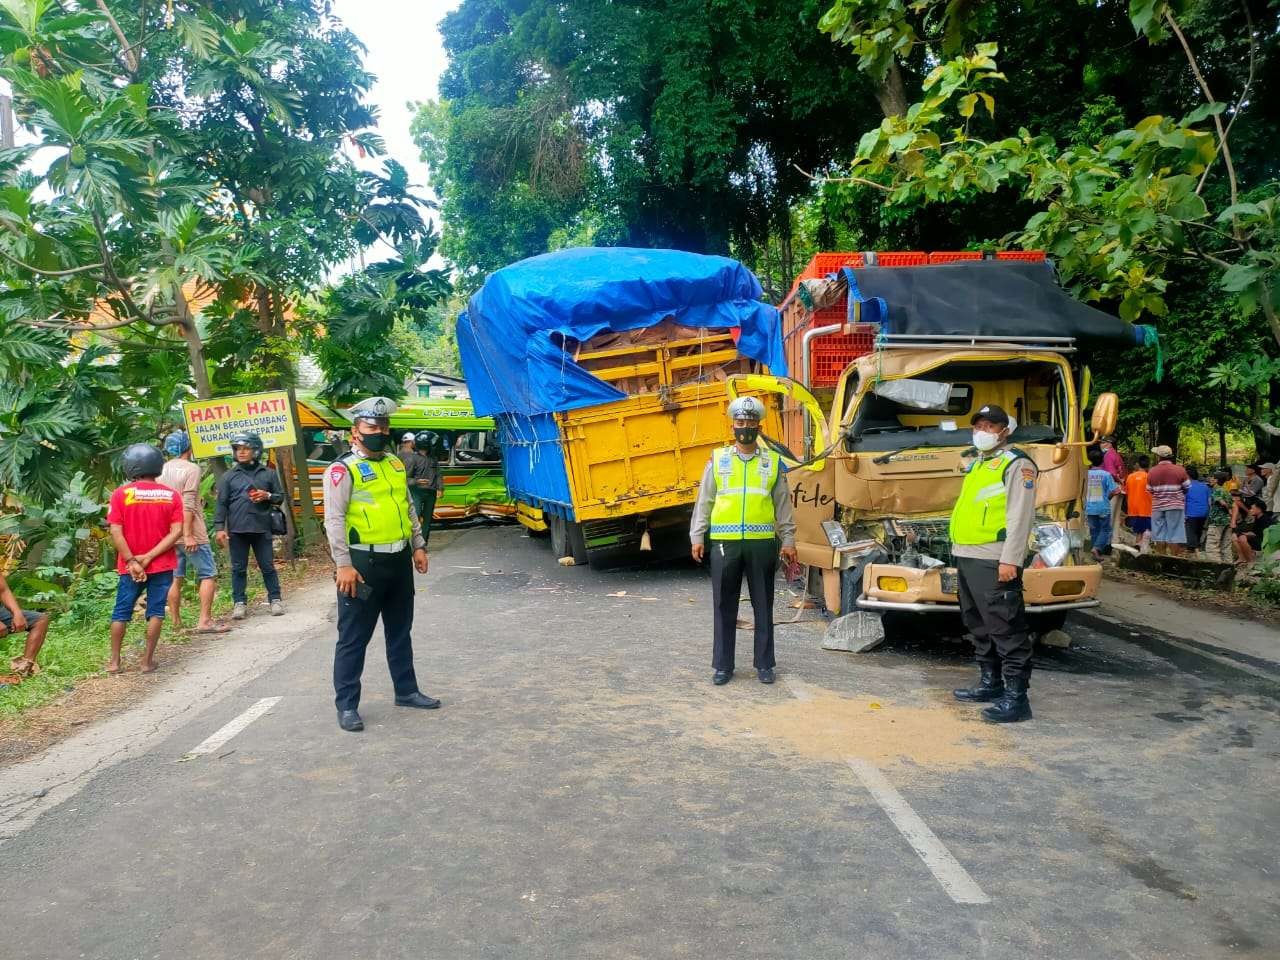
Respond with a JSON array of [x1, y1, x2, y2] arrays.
[[456, 247, 797, 566]]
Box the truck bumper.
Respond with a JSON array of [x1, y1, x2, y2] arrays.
[[857, 561, 1103, 614]]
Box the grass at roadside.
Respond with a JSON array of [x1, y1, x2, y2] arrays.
[[1, 547, 330, 719]]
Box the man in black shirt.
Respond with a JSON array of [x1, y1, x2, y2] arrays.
[[1234, 496, 1277, 565], [213, 432, 285, 620]]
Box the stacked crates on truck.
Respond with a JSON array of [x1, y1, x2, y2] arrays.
[[456, 247, 788, 567], [779, 250, 1047, 454]]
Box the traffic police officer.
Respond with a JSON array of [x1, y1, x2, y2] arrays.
[[950, 404, 1038, 723], [323, 396, 440, 732], [690, 396, 798, 686]]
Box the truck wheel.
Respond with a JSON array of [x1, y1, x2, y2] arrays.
[[566, 521, 589, 564], [879, 611, 913, 644], [1029, 611, 1067, 637], [549, 515, 568, 558]]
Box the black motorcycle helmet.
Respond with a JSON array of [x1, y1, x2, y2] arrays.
[[121, 443, 165, 481], [230, 431, 264, 461], [414, 430, 437, 453]]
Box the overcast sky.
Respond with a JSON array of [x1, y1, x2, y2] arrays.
[[328, 0, 459, 198]]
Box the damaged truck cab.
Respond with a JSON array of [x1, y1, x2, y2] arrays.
[[757, 253, 1149, 643], [810, 343, 1116, 636]]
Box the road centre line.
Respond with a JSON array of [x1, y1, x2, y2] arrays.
[[776, 673, 988, 905], [179, 697, 281, 761], [846, 759, 991, 905]]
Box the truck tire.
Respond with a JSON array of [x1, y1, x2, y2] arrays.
[[1029, 611, 1067, 637], [566, 520, 589, 564], [549, 515, 568, 558], [879, 611, 914, 644]]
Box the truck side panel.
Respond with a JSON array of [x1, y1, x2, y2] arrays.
[[558, 385, 745, 522]]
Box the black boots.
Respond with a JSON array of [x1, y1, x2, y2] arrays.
[[981, 675, 1033, 723], [953, 665, 1004, 703]]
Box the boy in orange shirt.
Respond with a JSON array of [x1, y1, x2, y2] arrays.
[[1125, 454, 1153, 553]]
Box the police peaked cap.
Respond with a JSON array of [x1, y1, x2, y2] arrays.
[[347, 396, 398, 425]]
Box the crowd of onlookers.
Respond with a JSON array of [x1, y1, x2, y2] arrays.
[[1085, 437, 1278, 566]]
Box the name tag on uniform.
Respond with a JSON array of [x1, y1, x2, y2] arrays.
[[356, 461, 376, 482]]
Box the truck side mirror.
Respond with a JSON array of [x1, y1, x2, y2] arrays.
[[1091, 392, 1119, 438], [1052, 444, 1071, 465]]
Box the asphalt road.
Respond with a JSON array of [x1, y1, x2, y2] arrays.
[[1, 525, 1277, 959]]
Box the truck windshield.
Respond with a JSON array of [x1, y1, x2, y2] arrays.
[[843, 359, 1068, 454]]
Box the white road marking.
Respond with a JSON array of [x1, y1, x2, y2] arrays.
[[781, 675, 812, 701], [180, 697, 281, 760], [846, 758, 991, 905]]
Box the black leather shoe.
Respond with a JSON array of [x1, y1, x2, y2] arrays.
[[954, 665, 1004, 703], [981, 676, 1033, 723], [337, 709, 364, 732], [712, 670, 733, 685], [395, 691, 441, 709], [757, 668, 776, 684]]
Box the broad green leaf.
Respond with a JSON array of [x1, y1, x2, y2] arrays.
[[958, 93, 977, 118]]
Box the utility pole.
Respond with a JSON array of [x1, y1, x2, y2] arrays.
[[0, 94, 14, 148]]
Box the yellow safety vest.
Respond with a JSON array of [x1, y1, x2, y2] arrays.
[[949, 448, 1029, 545], [709, 445, 780, 540], [343, 452, 413, 545]]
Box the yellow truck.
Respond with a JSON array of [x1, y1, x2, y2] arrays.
[[456, 247, 790, 566], [742, 255, 1153, 646]]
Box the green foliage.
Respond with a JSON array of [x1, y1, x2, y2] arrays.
[[419, 0, 879, 276], [0, 472, 105, 571]]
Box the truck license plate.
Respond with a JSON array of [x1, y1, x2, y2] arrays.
[[940, 568, 958, 595]]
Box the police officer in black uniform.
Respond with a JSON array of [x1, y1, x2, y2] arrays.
[[323, 396, 440, 733]]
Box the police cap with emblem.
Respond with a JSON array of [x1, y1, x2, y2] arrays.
[[970, 404, 1011, 428], [346, 396, 398, 427]]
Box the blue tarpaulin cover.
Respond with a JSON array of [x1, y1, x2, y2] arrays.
[[456, 247, 784, 519], [456, 247, 785, 418]]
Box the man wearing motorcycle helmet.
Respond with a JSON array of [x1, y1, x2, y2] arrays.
[[105, 443, 184, 674], [213, 431, 285, 620]]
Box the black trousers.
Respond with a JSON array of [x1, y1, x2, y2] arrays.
[[710, 538, 778, 672], [955, 556, 1033, 682], [412, 488, 437, 546], [228, 531, 281, 603], [333, 547, 420, 711], [1184, 515, 1206, 549]]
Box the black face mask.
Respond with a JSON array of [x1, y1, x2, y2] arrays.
[[734, 426, 760, 445], [357, 431, 390, 453]]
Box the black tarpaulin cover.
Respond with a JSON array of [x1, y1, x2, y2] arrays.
[[847, 260, 1150, 346]]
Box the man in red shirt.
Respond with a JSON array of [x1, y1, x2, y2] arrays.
[[1146, 444, 1191, 555], [106, 444, 183, 674]]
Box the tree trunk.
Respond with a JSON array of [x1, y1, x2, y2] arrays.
[[251, 283, 318, 544], [874, 61, 909, 119]]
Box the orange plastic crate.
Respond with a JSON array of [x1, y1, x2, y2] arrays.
[[995, 250, 1046, 262], [928, 251, 985, 264], [872, 251, 928, 267], [809, 325, 879, 386], [801, 252, 865, 280]]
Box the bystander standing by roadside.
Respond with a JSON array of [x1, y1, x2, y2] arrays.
[[1100, 437, 1126, 541], [213, 432, 285, 621], [1241, 463, 1265, 498], [1147, 446, 1190, 555], [106, 444, 183, 674], [1183, 465, 1210, 552], [158, 431, 228, 636], [1125, 455, 1153, 553], [1204, 470, 1235, 563], [1085, 447, 1120, 559], [1261, 462, 1279, 512]]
